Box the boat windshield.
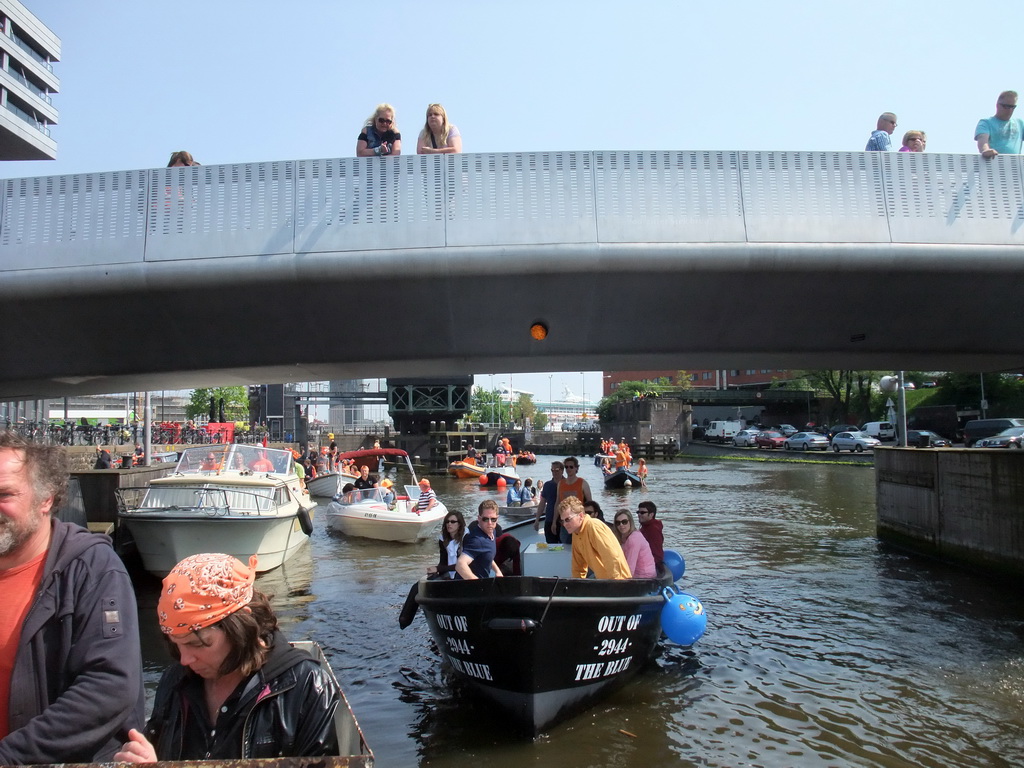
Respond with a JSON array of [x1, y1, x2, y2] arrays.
[[175, 445, 293, 475], [339, 486, 391, 506], [137, 485, 279, 515]]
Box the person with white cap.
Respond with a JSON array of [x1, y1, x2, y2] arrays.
[[114, 553, 341, 762]]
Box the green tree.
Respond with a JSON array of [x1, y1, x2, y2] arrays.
[[511, 392, 538, 427], [468, 387, 503, 424], [790, 370, 881, 424], [596, 380, 654, 423], [186, 387, 249, 421]]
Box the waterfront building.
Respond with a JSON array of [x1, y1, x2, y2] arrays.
[[0, 0, 58, 160]]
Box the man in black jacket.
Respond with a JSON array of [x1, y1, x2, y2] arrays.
[[0, 430, 145, 764]]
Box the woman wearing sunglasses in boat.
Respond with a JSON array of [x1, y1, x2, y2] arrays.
[[356, 103, 402, 157], [613, 511, 657, 579], [114, 553, 341, 762], [427, 510, 466, 579]]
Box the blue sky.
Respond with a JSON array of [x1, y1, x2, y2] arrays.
[[8, 0, 1023, 401]]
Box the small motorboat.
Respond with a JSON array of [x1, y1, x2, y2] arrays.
[[603, 467, 644, 489], [448, 459, 486, 480], [306, 468, 360, 497], [483, 466, 520, 486], [325, 448, 448, 542], [417, 556, 674, 734], [498, 503, 537, 522], [515, 451, 537, 465], [116, 445, 315, 577]]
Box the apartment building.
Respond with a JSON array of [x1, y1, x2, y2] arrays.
[[0, 0, 58, 160]]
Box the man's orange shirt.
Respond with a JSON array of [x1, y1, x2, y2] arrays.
[[0, 550, 47, 737]]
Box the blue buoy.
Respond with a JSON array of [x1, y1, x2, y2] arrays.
[[660, 587, 707, 646], [663, 550, 685, 581]]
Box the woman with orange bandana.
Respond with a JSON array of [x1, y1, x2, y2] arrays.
[[114, 553, 341, 762]]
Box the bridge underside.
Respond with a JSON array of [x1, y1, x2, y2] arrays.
[[1, 241, 1020, 399]]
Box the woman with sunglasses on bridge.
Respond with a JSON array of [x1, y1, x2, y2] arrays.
[[613, 510, 657, 579], [356, 103, 402, 157]]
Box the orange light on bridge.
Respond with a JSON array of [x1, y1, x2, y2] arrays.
[[530, 322, 548, 341]]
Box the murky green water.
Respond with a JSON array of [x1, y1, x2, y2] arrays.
[[136, 456, 1024, 767]]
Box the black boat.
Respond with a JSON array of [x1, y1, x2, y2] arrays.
[[603, 467, 643, 489], [416, 568, 673, 735]]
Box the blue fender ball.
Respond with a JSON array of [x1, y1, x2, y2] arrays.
[[661, 590, 707, 646], [663, 550, 685, 581]]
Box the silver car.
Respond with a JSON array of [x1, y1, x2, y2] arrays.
[[732, 429, 760, 448], [976, 427, 1024, 449], [784, 432, 829, 451], [831, 431, 881, 452]]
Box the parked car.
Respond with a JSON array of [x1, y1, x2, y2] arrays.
[[774, 424, 798, 437], [976, 427, 1024, 449], [755, 430, 787, 449], [784, 432, 830, 451], [827, 424, 860, 440], [732, 429, 760, 448], [830, 431, 881, 452], [861, 421, 896, 441], [963, 418, 1024, 448], [906, 430, 952, 448], [704, 420, 743, 444]]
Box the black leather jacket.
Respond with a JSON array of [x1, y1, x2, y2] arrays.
[[144, 632, 340, 759]]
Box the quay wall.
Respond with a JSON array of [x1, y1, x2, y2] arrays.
[[875, 447, 1024, 578]]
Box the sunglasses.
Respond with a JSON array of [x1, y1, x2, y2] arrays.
[[480, 516, 498, 522], [559, 513, 579, 524], [999, 103, 1018, 110], [445, 519, 459, 524], [564, 464, 578, 469], [615, 519, 630, 527], [377, 117, 393, 124]]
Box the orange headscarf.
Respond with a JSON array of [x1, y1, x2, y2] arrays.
[[158, 553, 258, 636]]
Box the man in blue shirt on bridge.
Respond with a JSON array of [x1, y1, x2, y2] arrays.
[[976, 91, 1023, 158], [865, 112, 897, 151]]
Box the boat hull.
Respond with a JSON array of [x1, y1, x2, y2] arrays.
[[119, 512, 310, 577], [604, 468, 643, 489], [306, 471, 359, 497], [448, 461, 485, 479], [325, 501, 448, 543], [418, 572, 671, 734]]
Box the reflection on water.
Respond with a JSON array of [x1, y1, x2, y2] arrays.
[[134, 456, 1024, 767]]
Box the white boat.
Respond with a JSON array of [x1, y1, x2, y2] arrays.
[[325, 448, 447, 543], [116, 445, 316, 577], [306, 468, 360, 497]]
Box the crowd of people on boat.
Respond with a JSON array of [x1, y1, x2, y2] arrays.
[[865, 90, 1024, 157], [0, 430, 341, 764]]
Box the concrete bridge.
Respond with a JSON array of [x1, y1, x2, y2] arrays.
[[1, 150, 1022, 399]]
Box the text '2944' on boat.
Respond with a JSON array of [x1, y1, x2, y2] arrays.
[[325, 448, 448, 543], [116, 445, 316, 577], [415, 523, 706, 735]]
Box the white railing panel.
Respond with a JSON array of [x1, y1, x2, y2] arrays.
[[0, 171, 147, 270], [883, 153, 1024, 244], [144, 162, 295, 262], [740, 152, 890, 243], [445, 152, 597, 246], [594, 151, 745, 242], [294, 156, 446, 253]]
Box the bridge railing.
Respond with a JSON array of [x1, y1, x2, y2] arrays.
[[2, 151, 1023, 273]]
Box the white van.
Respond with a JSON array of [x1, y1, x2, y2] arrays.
[[861, 421, 895, 441], [704, 420, 743, 443]]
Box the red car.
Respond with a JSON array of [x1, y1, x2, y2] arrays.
[[755, 430, 786, 449]]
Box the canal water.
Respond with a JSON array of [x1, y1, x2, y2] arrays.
[[134, 455, 1024, 767]]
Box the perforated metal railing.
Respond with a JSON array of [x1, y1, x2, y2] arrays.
[[1, 151, 1023, 272]]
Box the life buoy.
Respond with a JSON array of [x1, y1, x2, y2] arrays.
[[297, 507, 314, 537]]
